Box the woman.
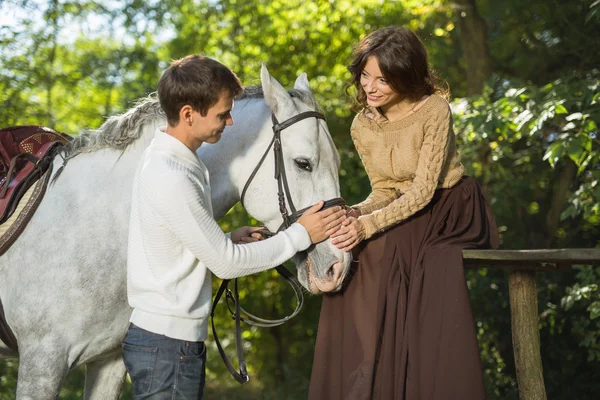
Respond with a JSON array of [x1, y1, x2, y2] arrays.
[[309, 27, 499, 400]]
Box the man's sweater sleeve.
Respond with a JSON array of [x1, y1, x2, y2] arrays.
[[151, 173, 311, 279], [351, 126, 399, 215], [358, 104, 453, 239]]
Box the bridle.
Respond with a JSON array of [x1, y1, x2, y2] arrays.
[[211, 109, 346, 383], [241, 111, 344, 229]]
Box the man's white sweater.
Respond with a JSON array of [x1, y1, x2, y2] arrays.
[[127, 129, 311, 341]]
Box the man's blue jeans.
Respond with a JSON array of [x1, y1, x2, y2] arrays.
[[122, 323, 206, 399]]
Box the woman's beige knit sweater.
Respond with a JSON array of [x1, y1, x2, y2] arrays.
[[352, 94, 465, 239]]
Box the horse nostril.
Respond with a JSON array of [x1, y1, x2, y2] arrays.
[[327, 266, 335, 278]]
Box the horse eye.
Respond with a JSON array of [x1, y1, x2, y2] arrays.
[[294, 158, 312, 172]]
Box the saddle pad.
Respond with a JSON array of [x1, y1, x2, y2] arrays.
[[0, 165, 52, 256]]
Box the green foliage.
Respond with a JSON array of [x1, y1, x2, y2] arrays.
[[561, 266, 600, 362], [452, 72, 600, 248], [0, 360, 17, 399], [479, 0, 600, 85], [0, 0, 162, 132], [453, 73, 600, 398]]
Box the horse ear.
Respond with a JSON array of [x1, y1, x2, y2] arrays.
[[293, 73, 311, 92], [261, 62, 293, 115]]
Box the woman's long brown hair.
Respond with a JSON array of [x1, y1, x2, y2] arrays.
[[348, 26, 448, 110]]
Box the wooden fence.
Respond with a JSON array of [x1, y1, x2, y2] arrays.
[[463, 249, 600, 400]]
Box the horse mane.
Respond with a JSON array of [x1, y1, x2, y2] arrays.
[[61, 85, 330, 161], [61, 94, 165, 160]]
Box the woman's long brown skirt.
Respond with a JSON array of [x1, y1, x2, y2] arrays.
[[309, 177, 499, 400]]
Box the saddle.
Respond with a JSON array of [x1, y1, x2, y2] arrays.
[[0, 126, 69, 353], [0, 125, 70, 243]]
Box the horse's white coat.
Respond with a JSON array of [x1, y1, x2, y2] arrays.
[[0, 65, 350, 399]]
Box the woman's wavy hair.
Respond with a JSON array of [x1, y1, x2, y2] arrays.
[[348, 26, 448, 110]]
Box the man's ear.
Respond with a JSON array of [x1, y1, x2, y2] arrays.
[[180, 105, 194, 125]]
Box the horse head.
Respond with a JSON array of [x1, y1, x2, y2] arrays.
[[229, 64, 352, 294]]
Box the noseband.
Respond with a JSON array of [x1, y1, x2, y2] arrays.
[[211, 110, 345, 383]]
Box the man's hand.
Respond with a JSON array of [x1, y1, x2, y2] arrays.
[[297, 200, 347, 244], [231, 226, 265, 244], [331, 217, 365, 252]]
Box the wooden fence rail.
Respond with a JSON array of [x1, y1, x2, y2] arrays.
[[462, 248, 600, 400]]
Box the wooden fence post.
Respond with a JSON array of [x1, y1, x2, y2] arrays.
[[464, 249, 600, 398], [508, 270, 547, 400]]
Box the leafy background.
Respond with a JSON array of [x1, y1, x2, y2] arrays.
[[0, 0, 599, 398]]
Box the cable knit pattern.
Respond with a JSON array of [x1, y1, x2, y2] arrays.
[[127, 129, 311, 342], [351, 95, 465, 239]]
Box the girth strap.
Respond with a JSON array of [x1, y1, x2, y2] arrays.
[[0, 296, 18, 352]]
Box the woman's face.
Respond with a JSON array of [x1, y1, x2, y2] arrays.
[[360, 56, 401, 110]]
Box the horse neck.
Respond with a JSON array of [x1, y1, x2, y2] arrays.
[[197, 99, 271, 220], [127, 119, 163, 156]]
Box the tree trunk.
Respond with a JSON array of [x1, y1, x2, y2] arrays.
[[454, 0, 493, 95], [545, 157, 577, 247]]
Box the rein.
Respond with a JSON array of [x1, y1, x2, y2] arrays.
[[211, 110, 345, 383]]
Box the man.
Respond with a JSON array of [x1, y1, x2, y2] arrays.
[[122, 54, 345, 399]]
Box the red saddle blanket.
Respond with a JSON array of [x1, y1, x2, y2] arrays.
[[0, 125, 70, 225]]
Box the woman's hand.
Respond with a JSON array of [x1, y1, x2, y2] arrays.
[[331, 217, 365, 252], [347, 207, 361, 219], [231, 226, 265, 244]]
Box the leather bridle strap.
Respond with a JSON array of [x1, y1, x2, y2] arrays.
[[271, 111, 325, 133], [210, 198, 346, 384], [213, 110, 337, 384], [239, 134, 275, 212], [226, 266, 304, 328], [239, 111, 326, 219], [276, 197, 347, 232], [211, 278, 248, 383], [211, 263, 305, 383]]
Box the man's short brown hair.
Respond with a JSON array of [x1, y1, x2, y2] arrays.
[[158, 55, 243, 126]]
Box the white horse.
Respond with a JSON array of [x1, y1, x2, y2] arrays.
[[0, 64, 351, 399]]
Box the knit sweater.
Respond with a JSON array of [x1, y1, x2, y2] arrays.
[[127, 129, 312, 342], [351, 94, 465, 239]]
